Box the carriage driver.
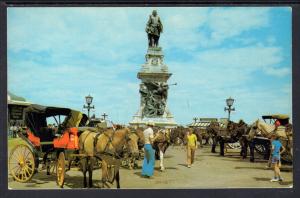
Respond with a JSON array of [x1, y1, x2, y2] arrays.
[[274, 119, 281, 131]]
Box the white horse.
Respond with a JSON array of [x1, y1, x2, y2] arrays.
[[153, 130, 170, 171]]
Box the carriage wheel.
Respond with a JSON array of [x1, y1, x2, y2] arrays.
[[281, 152, 292, 163], [56, 152, 65, 188], [254, 144, 266, 155], [9, 144, 35, 182], [281, 147, 293, 163]]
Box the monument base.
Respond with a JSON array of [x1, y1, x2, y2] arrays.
[[130, 46, 177, 128], [129, 107, 177, 128]]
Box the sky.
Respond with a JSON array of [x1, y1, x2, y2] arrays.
[[7, 7, 292, 125]]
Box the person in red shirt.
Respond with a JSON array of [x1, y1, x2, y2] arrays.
[[275, 119, 281, 128]]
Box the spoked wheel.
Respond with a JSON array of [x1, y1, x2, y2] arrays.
[[281, 147, 293, 163], [56, 152, 65, 188], [281, 152, 292, 163], [9, 144, 35, 182], [254, 144, 266, 155]]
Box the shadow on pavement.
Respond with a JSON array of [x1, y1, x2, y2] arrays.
[[253, 177, 271, 182], [235, 166, 292, 172], [253, 177, 292, 186], [154, 166, 178, 170], [236, 166, 269, 170]]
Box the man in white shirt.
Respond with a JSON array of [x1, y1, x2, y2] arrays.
[[143, 124, 154, 145], [141, 121, 155, 178]]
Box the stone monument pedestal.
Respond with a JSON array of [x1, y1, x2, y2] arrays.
[[130, 47, 177, 128]]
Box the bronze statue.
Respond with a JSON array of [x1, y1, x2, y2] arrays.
[[146, 10, 163, 47]]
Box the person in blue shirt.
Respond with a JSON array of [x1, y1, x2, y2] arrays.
[[270, 134, 286, 182]]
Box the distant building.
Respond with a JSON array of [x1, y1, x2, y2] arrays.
[[219, 118, 229, 125], [8, 92, 31, 125], [187, 117, 226, 129]]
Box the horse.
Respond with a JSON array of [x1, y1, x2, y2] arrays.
[[152, 128, 171, 171], [192, 127, 212, 147], [78, 127, 140, 188], [243, 119, 293, 162], [169, 126, 188, 146], [207, 120, 249, 156], [122, 127, 145, 169]]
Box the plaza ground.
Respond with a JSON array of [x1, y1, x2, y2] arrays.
[[8, 138, 293, 189]]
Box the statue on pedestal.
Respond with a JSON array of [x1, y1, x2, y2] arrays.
[[130, 10, 176, 128], [146, 10, 163, 47]]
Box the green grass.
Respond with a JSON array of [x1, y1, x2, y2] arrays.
[[8, 137, 27, 151]]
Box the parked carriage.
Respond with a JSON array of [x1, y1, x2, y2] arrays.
[[8, 104, 88, 187], [249, 114, 293, 163]]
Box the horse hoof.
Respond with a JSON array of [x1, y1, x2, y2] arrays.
[[160, 167, 165, 171]]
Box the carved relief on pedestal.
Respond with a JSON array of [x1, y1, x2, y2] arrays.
[[139, 81, 169, 118]]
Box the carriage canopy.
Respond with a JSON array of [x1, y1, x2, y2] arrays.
[[24, 104, 88, 137], [262, 114, 289, 120], [262, 114, 290, 125]]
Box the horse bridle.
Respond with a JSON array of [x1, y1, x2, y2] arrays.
[[97, 129, 133, 159]]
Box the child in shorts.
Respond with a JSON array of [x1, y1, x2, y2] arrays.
[[270, 134, 286, 182]]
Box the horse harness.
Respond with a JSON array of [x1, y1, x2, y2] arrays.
[[93, 130, 132, 160]]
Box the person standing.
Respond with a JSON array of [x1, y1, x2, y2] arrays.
[[141, 121, 155, 178], [12, 124, 17, 138], [186, 128, 198, 168], [9, 123, 14, 138], [270, 134, 285, 182]]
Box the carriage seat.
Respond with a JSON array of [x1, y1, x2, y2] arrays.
[[53, 127, 79, 150], [39, 127, 56, 142]]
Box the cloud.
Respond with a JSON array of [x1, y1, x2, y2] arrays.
[[206, 8, 270, 45], [7, 7, 292, 124]]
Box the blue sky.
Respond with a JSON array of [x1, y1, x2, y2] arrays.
[[7, 7, 292, 125]]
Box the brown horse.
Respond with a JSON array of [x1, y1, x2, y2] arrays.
[[79, 127, 139, 188], [207, 120, 249, 156], [122, 128, 145, 169], [170, 126, 188, 146], [152, 128, 170, 171]]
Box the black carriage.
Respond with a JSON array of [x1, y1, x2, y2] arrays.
[[8, 104, 88, 187]]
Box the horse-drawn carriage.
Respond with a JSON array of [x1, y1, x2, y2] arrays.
[[245, 114, 293, 163], [9, 104, 142, 188], [9, 104, 88, 187]]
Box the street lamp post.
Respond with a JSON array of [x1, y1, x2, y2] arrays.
[[224, 97, 235, 121], [83, 94, 95, 120]]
